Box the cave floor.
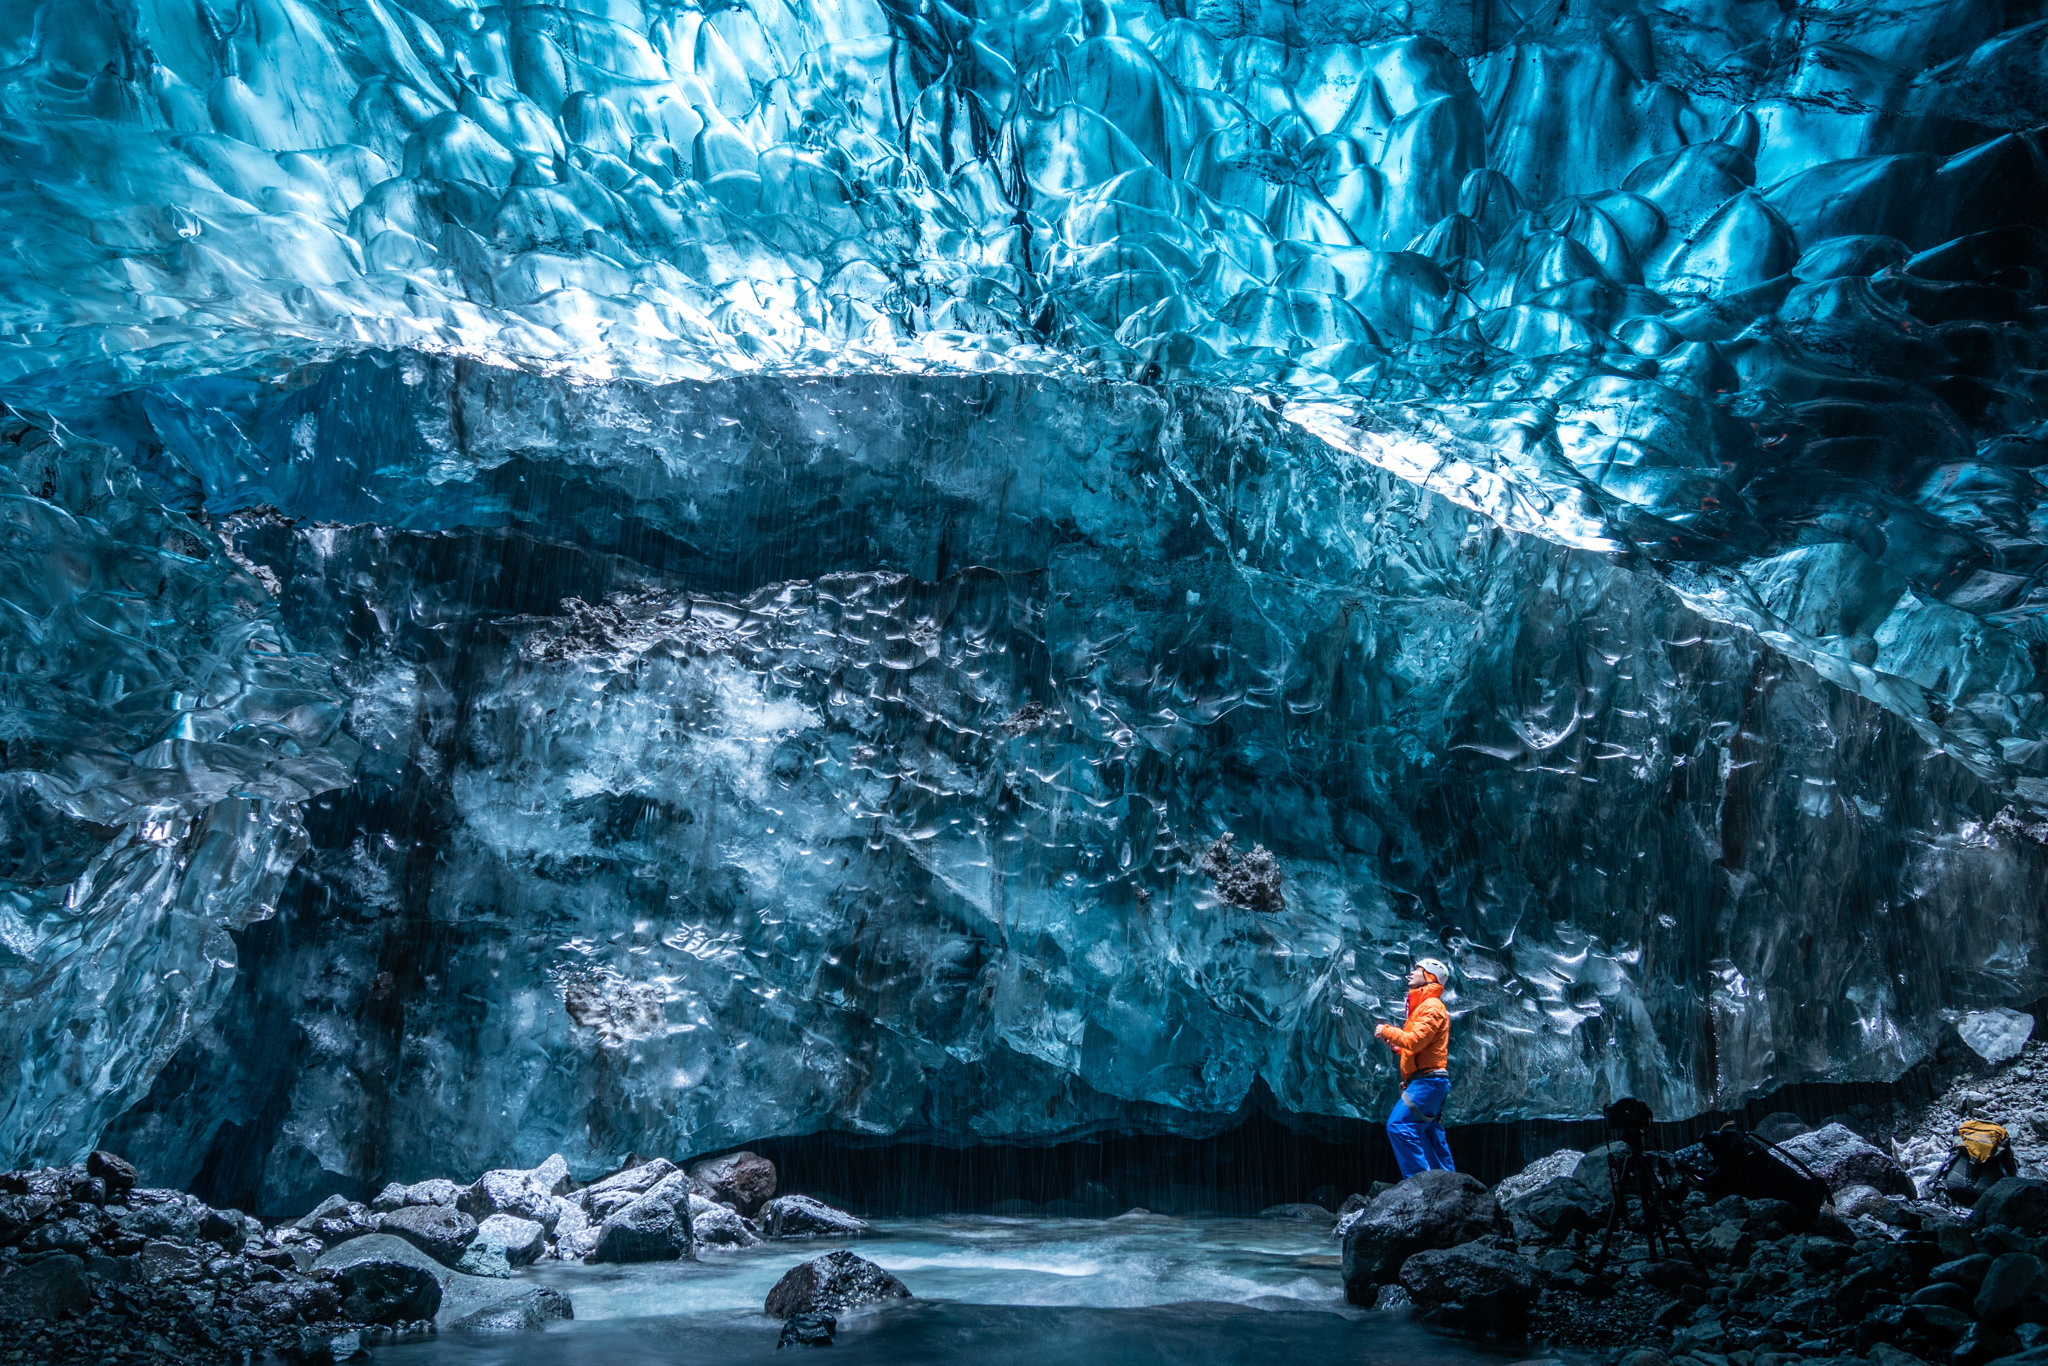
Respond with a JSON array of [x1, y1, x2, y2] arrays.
[[374, 1215, 1543, 1364]]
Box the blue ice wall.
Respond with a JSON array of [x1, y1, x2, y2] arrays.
[[2, 0, 2047, 1193]]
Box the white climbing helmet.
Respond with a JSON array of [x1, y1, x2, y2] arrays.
[[1413, 957, 1452, 985]]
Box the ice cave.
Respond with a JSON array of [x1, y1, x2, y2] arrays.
[[3, 0, 2048, 1362]]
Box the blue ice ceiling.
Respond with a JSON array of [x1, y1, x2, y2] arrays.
[[4, 0, 2048, 1199]]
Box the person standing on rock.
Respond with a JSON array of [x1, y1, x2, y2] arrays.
[[1374, 957, 1455, 1177]]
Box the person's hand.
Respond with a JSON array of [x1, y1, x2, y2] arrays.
[[1374, 1023, 1394, 1042]]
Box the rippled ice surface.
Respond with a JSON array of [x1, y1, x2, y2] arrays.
[[375, 1216, 1530, 1366]]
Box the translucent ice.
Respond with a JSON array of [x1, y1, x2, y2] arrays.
[[1957, 1008, 2036, 1066], [4, 0, 2048, 1186]]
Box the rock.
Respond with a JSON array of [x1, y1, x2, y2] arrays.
[[1835, 1182, 1895, 1220], [1700, 1219, 1751, 1264], [1617, 1352, 1673, 1366], [1935, 1254, 1999, 1288], [1977, 1179, 2048, 1233], [1956, 1324, 2022, 1366], [456, 1240, 512, 1278], [378, 1204, 479, 1266], [461, 1160, 568, 1230], [688, 1193, 761, 1248], [85, 1151, 138, 1194], [403, 1179, 466, 1208], [138, 1239, 207, 1281], [295, 1194, 353, 1229], [1960, 1009, 2036, 1065], [472, 1213, 546, 1267], [686, 1150, 777, 1215], [1339, 1170, 1503, 1300], [1398, 1242, 1540, 1326], [115, 1189, 239, 1245], [0, 1253, 91, 1320], [761, 1194, 870, 1238], [589, 1172, 693, 1263], [1502, 1175, 1605, 1243], [306, 1200, 381, 1247], [764, 1249, 912, 1319], [1257, 1203, 1335, 1221], [1493, 1149, 1584, 1207], [1332, 1193, 1369, 1220], [779, 1312, 837, 1347], [552, 1198, 597, 1259], [370, 1183, 410, 1213], [447, 1286, 573, 1333], [1775, 1122, 1916, 1197], [233, 1277, 344, 1327], [1978, 1253, 2046, 1325], [1753, 1112, 1812, 1143], [1984, 1349, 2048, 1366], [580, 1159, 679, 1219], [337, 1258, 442, 1324]]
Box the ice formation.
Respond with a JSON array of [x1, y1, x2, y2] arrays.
[[3, 0, 2048, 1201]]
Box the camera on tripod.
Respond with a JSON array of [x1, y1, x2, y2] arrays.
[[1603, 1097, 1654, 1139], [1592, 1096, 1704, 1274]]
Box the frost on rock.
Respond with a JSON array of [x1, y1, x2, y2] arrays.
[[4, 0, 2048, 1190]]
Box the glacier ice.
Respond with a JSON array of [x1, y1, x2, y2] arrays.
[[0, 0, 2046, 1197]]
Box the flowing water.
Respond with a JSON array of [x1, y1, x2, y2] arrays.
[[373, 1215, 1551, 1366]]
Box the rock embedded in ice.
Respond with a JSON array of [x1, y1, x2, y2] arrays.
[[687, 1151, 777, 1215], [377, 1205, 479, 1267], [1776, 1123, 1917, 1198], [1959, 1010, 2037, 1066], [762, 1195, 872, 1239], [588, 1173, 693, 1263], [763, 1250, 912, 1320]]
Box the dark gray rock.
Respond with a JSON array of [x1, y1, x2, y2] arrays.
[[1977, 1179, 2048, 1233], [1493, 1149, 1583, 1207], [761, 1194, 870, 1238], [686, 1150, 777, 1215], [447, 1286, 573, 1333], [305, 1200, 381, 1247], [779, 1312, 837, 1347], [1979, 1253, 2046, 1325], [1752, 1113, 1812, 1143], [0, 1253, 90, 1321], [1339, 1170, 1503, 1300], [115, 1189, 239, 1245], [85, 1152, 137, 1194], [764, 1250, 912, 1319], [371, 1183, 410, 1213], [338, 1258, 442, 1324], [1257, 1203, 1335, 1222], [589, 1172, 692, 1263], [403, 1179, 467, 1208], [138, 1239, 207, 1281], [378, 1204, 479, 1266], [1503, 1175, 1606, 1243], [1775, 1122, 1916, 1197], [1398, 1242, 1540, 1326]]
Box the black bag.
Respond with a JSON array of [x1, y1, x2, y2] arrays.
[[1935, 1121, 2019, 1207], [1675, 1124, 1830, 1223]]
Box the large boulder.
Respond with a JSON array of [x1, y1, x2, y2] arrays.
[[1339, 1171, 1503, 1302], [1774, 1123, 1915, 1197], [764, 1250, 912, 1320], [378, 1204, 479, 1266], [761, 1194, 870, 1238], [1503, 1175, 1607, 1243], [589, 1173, 693, 1263], [447, 1286, 574, 1333], [687, 1151, 778, 1215], [372, 1178, 466, 1212], [1976, 1179, 2048, 1233], [0, 1253, 91, 1321], [581, 1159, 679, 1219], [1399, 1243, 1541, 1326], [461, 1157, 568, 1230]]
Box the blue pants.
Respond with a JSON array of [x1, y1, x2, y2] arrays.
[[1387, 1076, 1455, 1177]]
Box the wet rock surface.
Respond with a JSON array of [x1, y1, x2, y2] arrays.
[[1339, 1169, 1507, 1298], [763, 1249, 913, 1320]]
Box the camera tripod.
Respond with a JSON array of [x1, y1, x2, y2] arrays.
[[1590, 1106, 1707, 1276]]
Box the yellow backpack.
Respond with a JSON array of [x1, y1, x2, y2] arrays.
[[1958, 1120, 2008, 1164]]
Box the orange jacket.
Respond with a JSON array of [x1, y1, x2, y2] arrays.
[[1375, 982, 1450, 1082]]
